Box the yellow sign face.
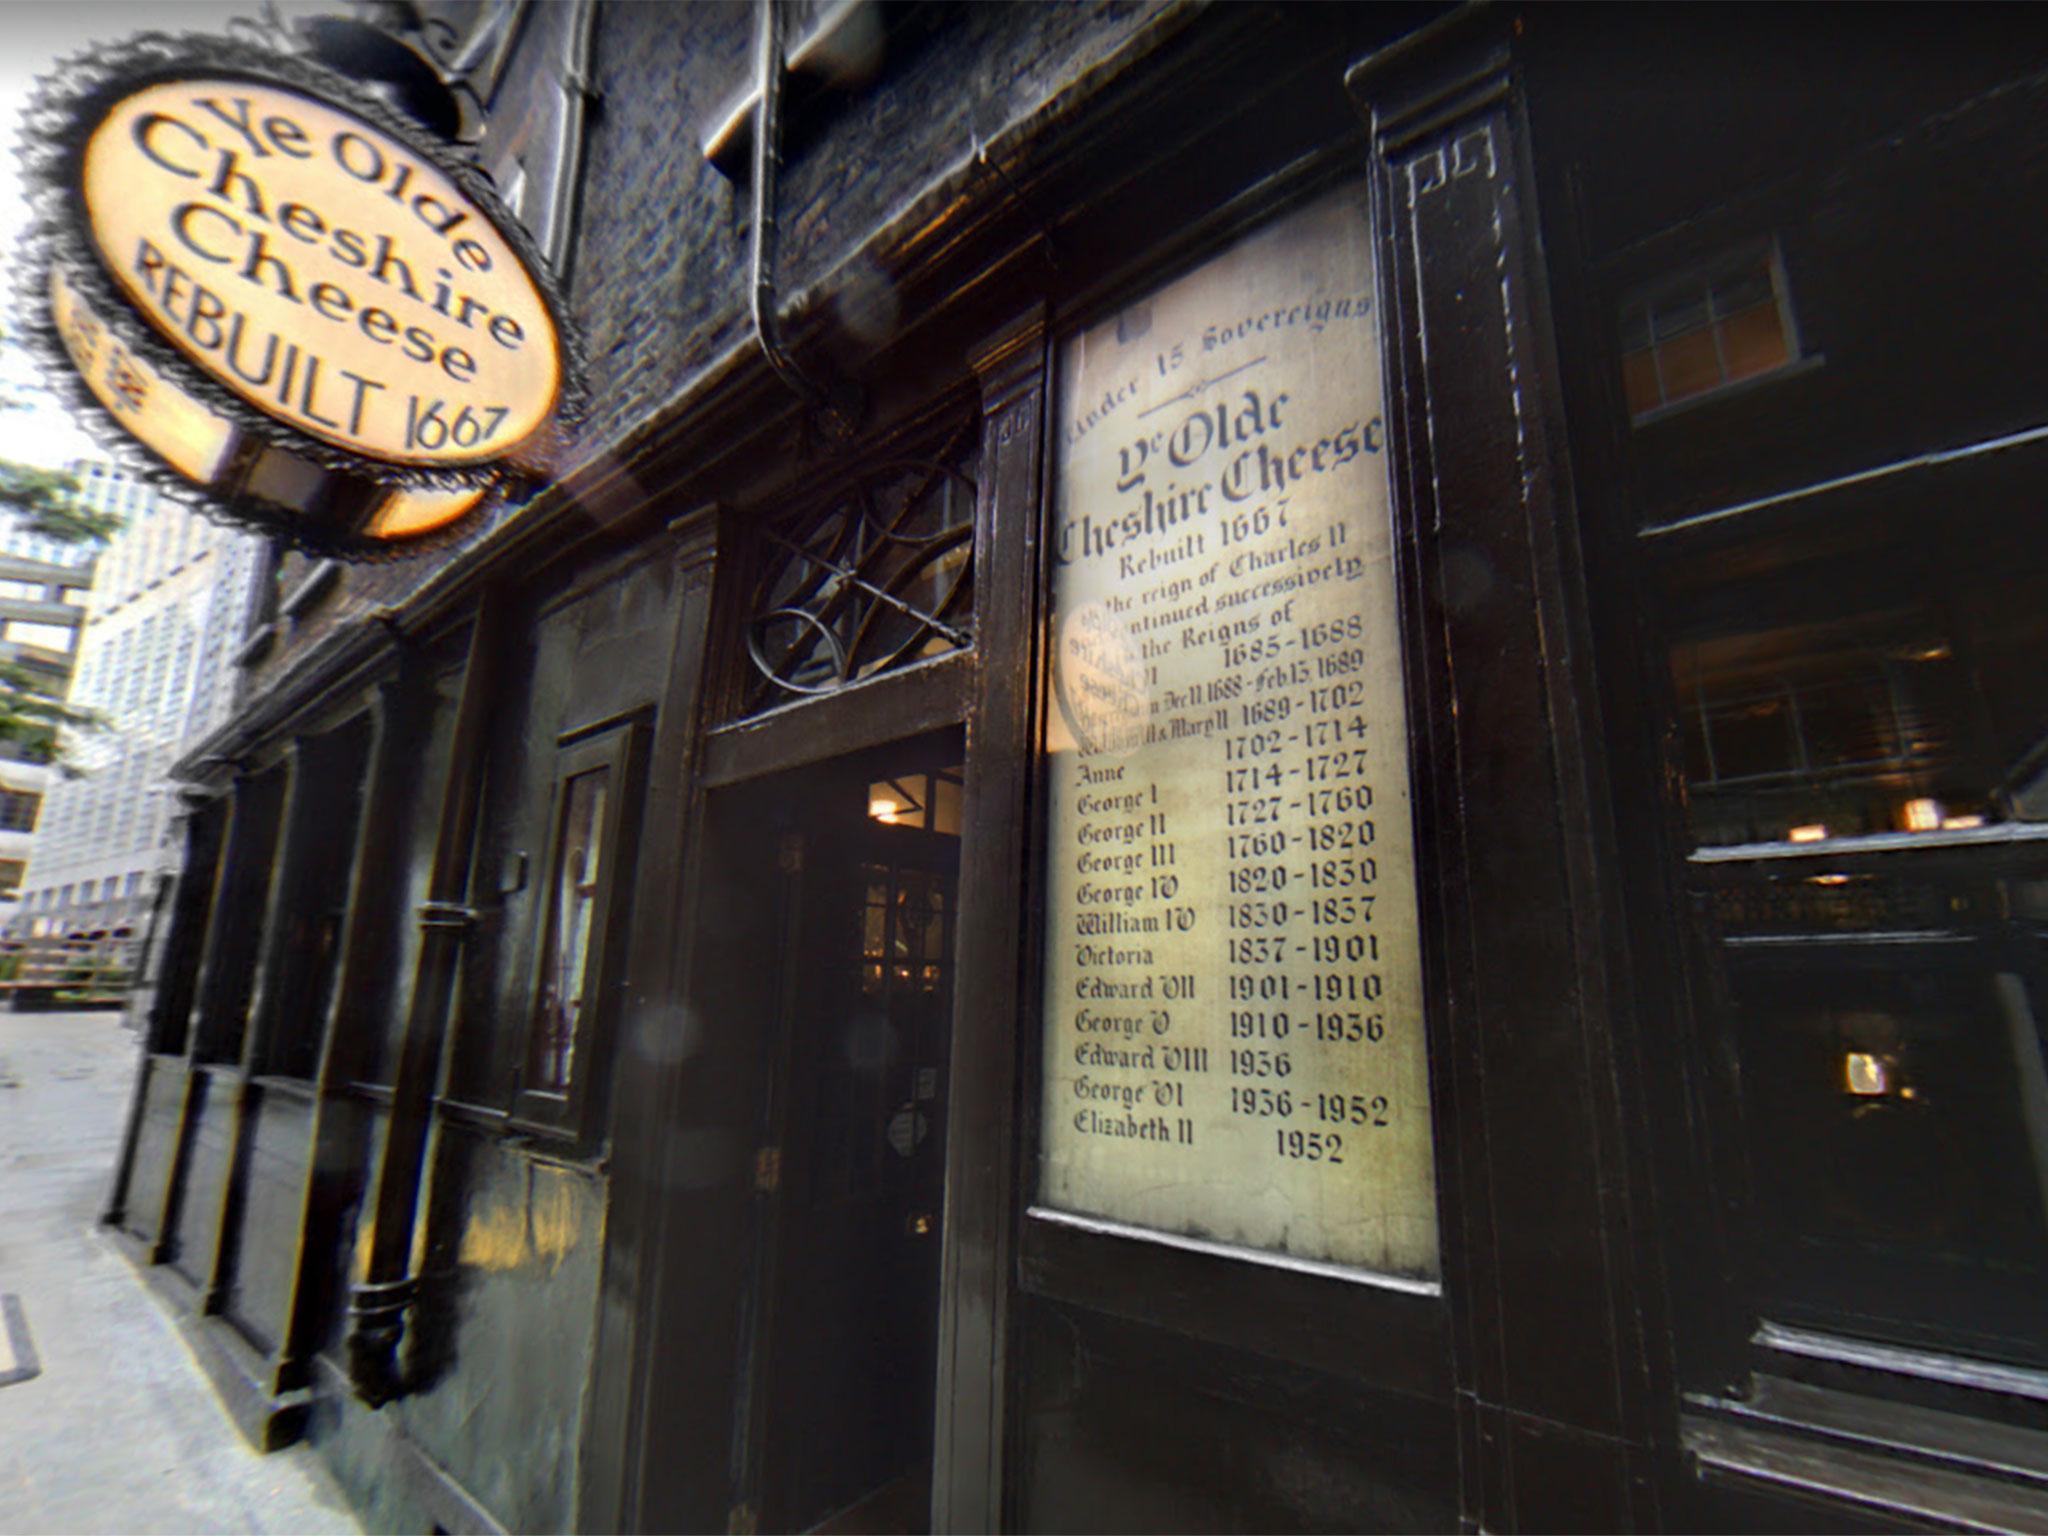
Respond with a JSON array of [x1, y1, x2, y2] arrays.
[[49, 262, 238, 485], [80, 79, 561, 467]]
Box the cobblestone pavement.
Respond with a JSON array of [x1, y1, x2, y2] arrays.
[[0, 1010, 359, 1535]]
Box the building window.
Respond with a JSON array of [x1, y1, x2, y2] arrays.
[[1620, 242, 1799, 419], [1643, 464, 2048, 1375], [6, 620, 77, 652], [0, 789, 39, 832], [514, 719, 645, 1135]]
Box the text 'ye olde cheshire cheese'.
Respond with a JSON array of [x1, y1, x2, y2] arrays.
[[1040, 185, 1439, 1281], [79, 80, 561, 466]]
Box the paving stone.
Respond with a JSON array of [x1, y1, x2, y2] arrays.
[[0, 1011, 358, 1536]]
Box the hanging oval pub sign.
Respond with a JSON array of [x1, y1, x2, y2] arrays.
[[17, 33, 580, 555]]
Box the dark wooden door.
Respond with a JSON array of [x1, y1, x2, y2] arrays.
[[761, 772, 960, 1534]]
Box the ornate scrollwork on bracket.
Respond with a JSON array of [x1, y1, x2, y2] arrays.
[[737, 422, 979, 716]]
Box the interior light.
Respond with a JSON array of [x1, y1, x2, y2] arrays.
[[868, 798, 901, 823], [1941, 814, 1985, 831], [1807, 873, 1851, 886], [1788, 824, 1828, 843], [1844, 1052, 1890, 1096], [1902, 798, 1943, 832]]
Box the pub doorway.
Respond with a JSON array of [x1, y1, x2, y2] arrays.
[[736, 728, 965, 1535]]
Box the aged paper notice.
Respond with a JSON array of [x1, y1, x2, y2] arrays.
[[1039, 185, 1439, 1280]]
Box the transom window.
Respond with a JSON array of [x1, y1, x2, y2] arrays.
[[733, 418, 979, 718]]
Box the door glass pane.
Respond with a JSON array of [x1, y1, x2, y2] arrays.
[[532, 767, 609, 1093]]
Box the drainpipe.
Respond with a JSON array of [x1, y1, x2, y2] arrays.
[[345, 592, 507, 1406], [537, 0, 599, 279], [750, 0, 861, 439]]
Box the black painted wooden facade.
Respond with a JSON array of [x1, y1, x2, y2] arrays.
[[102, 5, 2048, 1531]]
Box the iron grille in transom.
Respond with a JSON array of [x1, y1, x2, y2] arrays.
[[733, 420, 978, 718]]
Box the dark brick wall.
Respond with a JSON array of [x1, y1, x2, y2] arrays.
[[238, 2, 1167, 706], [572, 1, 756, 454], [571, 1, 1161, 449], [242, 513, 503, 699]]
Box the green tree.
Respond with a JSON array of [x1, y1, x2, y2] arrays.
[[0, 658, 99, 767], [0, 468, 112, 768], [0, 322, 115, 545], [0, 459, 118, 546], [0, 336, 118, 766]]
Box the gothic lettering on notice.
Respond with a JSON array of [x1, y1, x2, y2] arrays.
[[1040, 187, 1439, 1281]]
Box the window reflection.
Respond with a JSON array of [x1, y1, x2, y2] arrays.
[[860, 862, 948, 999], [1721, 954, 2048, 1364], [1666, 519, 2048, 1365], [533, 767, 609, 1094], [1674, 618, 1990, 848]]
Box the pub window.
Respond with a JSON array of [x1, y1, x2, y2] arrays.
[[533, 770, 607, 1092], [1620, 241, 1800, 420], [512, 718, 644, 1135], [1649, 472, 2048, 1382]]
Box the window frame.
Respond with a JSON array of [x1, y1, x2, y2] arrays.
[[509, 714, 647, 1139], [0, 789, 39, 833], [1010, 171, 1457, 1402], [1598, 251, 2048, 1439], [1620, 237, 1809, 426]]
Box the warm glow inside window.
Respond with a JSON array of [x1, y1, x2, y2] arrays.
[[865, 768, 964, 836], [1621, 244, 1796, 419]]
